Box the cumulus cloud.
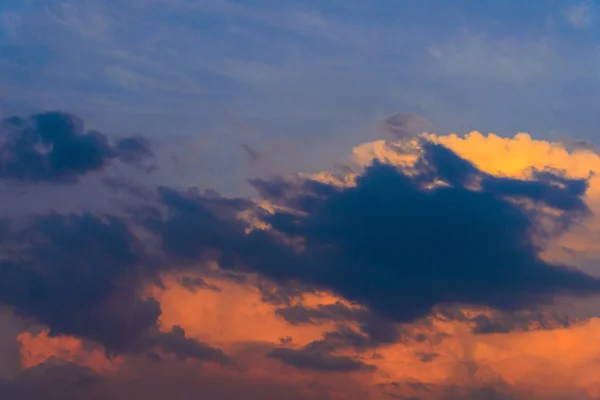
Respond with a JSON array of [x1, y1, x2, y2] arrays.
[[240, 142, 598, 324], [4, 111, 600, 398]]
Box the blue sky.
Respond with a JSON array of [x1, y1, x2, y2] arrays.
[[2, 0, 600, 193]]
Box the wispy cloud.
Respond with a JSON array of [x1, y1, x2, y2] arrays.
[[3, 0, 600, 190], [565, 2, 593, 29]]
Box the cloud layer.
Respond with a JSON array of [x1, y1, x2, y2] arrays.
[[2, 111, 600, 398]]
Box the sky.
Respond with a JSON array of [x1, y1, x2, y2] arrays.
[[3, 1, 600, 399], [3, 0, 600, 193]]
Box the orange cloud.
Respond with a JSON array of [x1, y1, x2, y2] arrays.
[[17, 330, 123, 373], [352, 132, 600, 269], [15, 131, 600, 399], [15, 272, 600, 399], [361, 317, 600, 399], [149, 274, 352, 348]]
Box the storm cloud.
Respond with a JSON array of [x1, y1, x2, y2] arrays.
[[225, 142, 598, 323]]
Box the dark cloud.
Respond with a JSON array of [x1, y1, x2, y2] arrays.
[[317, 327, 375, 350], [1, 125, 599, 396], [0, 357, 347, 400], [241, 143, 262, 162], [0, 357, 537, 400], [276, 302, 358, 325], [257, 281, 307, 306], [269, 326, 379, 372], [0, 112, 154, 183], [416, 352, 439, 362], [143, 186, 252, 265], [235, 141, 600, 324], [560, 137, 598, 153], [268, 347, 375, 373], [0, 360, 108, 400], [0, 212, 228, 364], [116, 137, 156, 172], [177, 276, 221, 293], [381, 113, 433, 139], [143, 325, 233, 366], [279, 336, 293, 344], [276, 302, 398, 344], [377, 380, 516, 400], [0, 212, 153, 353], [463, 309, 576, 334], [140, 141, 600, 330], [417, 142, 589, 221], [0, 308, 26, 378]]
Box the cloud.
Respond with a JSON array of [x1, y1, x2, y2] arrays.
[[142, 185, 253, 265], [115, 137, 156, 172], [433, 307, 578, 335], [0, 112, 154, 183], [380, 113, 434, 140], [268, 346, 375, 372], [267, 326, 384, 372], [241, 143, 262, 162], [0, 212, 155, 353], [351, 131, 600, 269], [17, 330, 124, 373], [103, 134, 600, 348], [13, 300, 600, 399], [9, 0, 600, 157], [0, 307, 26, 378], [142, 325, 233, 366], [149, 274, 338, 348], [0, 211, 229, 366], [0, 360, 108, 400], [0, 354, 366, 400], [275, 302, 398, 344], [9, 264, 600, 399], [565, 3, 593, 29], [177, 276, 221, 293], [237, 141, 599, 324], [6, 115, 600, 397], [275, 302, 360, 325]]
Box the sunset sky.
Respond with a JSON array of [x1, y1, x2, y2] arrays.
[[2, 1, 600, 399]]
